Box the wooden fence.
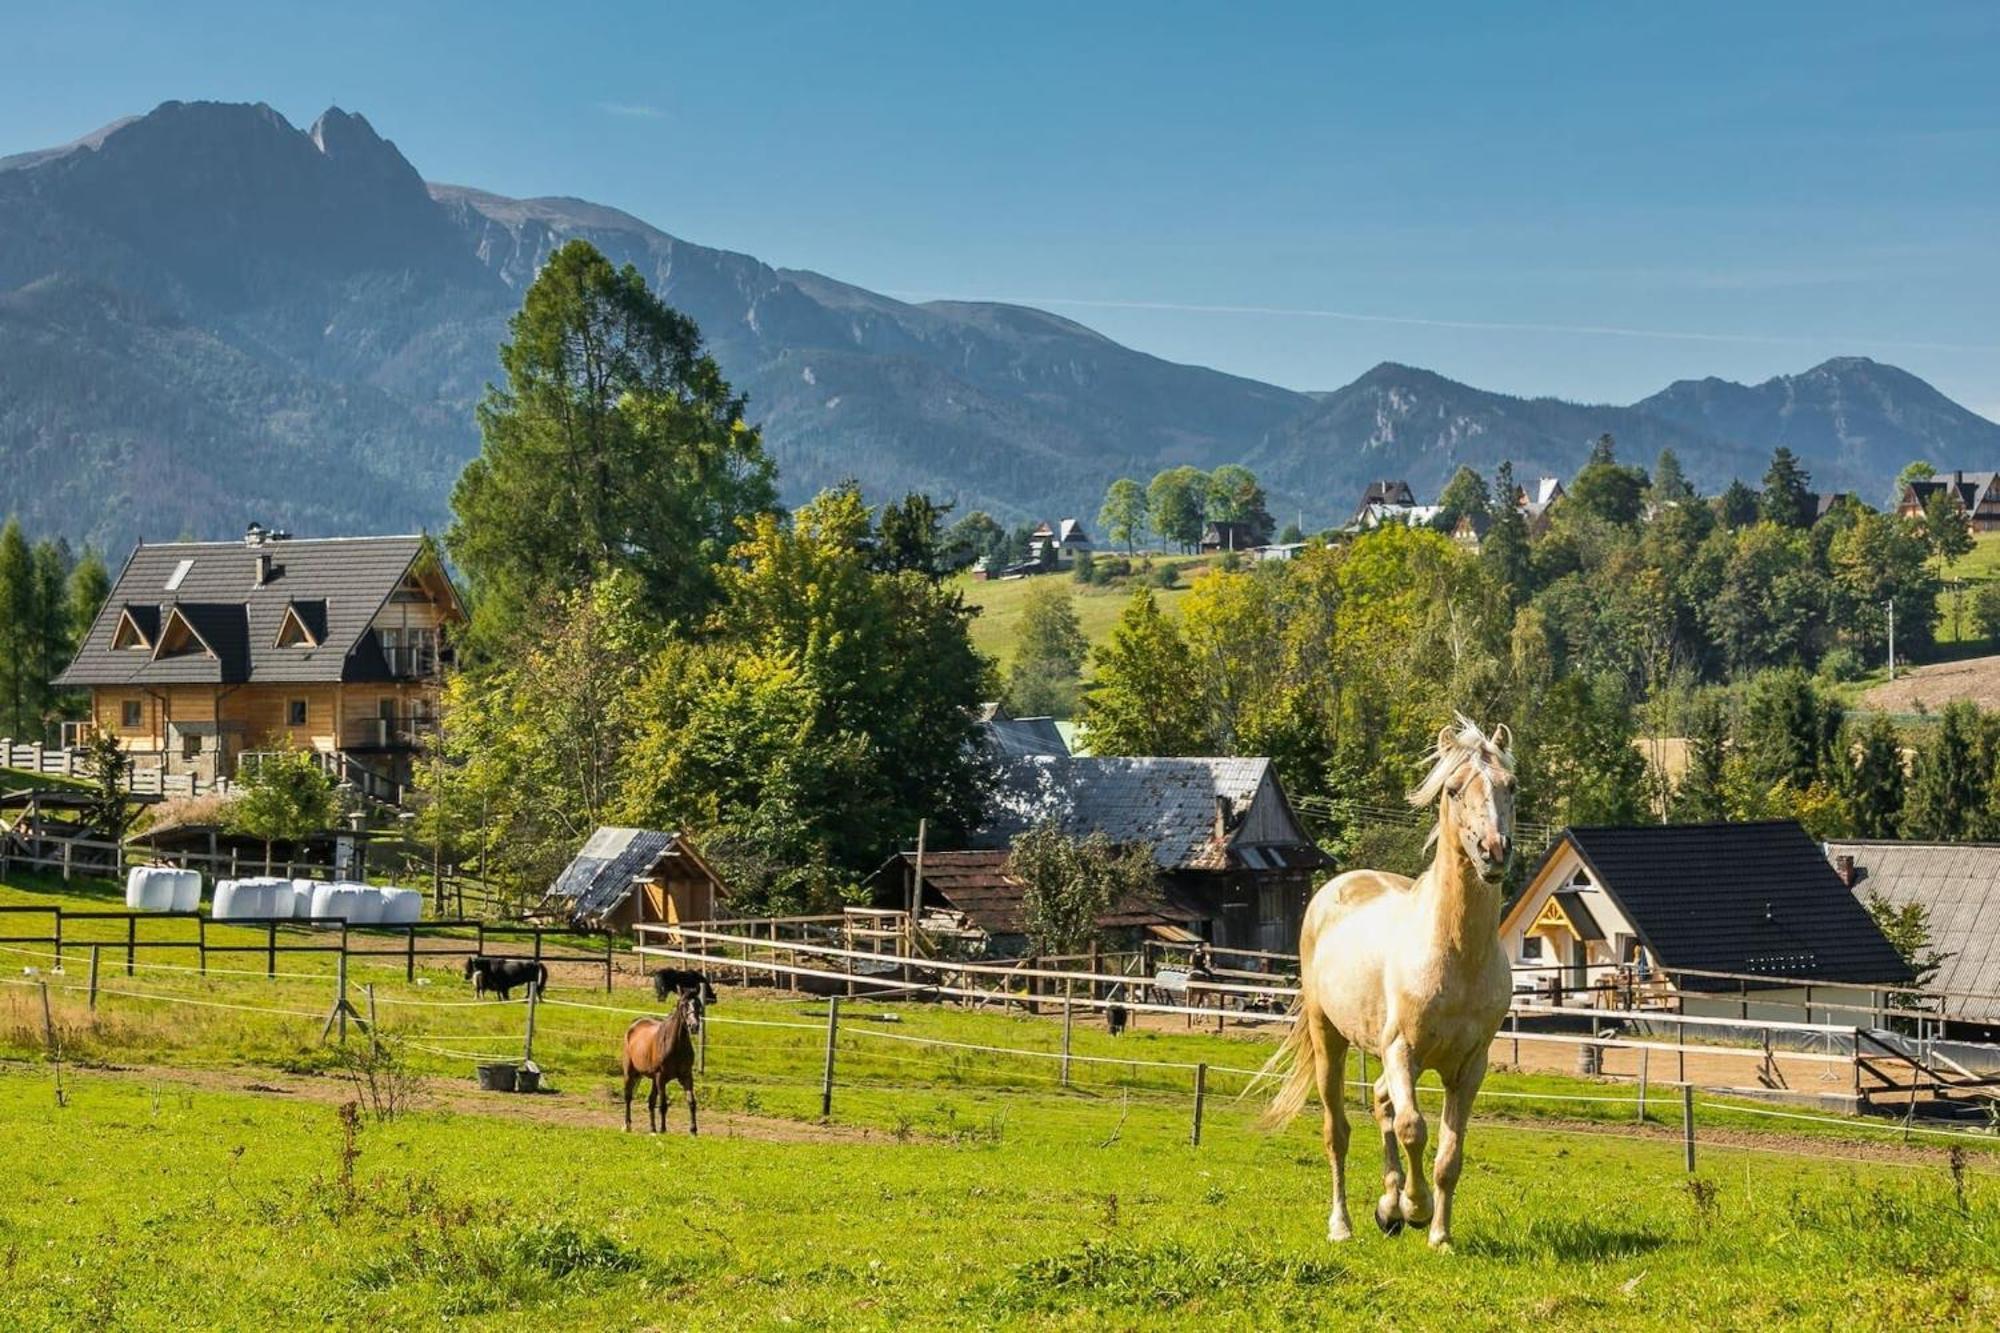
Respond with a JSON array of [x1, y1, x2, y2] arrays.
[[0, 903, 614, 989], [2, 739, 239, 799]]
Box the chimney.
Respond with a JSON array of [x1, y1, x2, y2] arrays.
[[1834, 853, 1856, 887], [1214, 794, 1230, 843], [244, 521, 266, 547], [255, 550, 273, 586]]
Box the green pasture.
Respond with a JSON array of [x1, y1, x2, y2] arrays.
[[1, 871, 1997, 1326], [955, 555, 1224, 675]]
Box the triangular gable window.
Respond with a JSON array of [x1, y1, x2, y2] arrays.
[[111, 609, 152, 651], [274, 604, 319, 649], [152, 607, 214, 660]]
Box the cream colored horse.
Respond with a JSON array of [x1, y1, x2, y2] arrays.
[[1262, 717, 1515, 1250]]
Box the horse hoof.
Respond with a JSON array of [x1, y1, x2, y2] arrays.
[[1374, 1203, 1404, 1236], [1327, 1223, 1353, 1243]]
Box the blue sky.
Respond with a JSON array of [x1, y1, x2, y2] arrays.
[[4, 1, 1997, 414]]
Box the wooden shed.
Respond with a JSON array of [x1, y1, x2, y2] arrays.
[[541, 827, 727, 932]]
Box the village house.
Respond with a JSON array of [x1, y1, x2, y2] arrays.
[[1896, 470, 2000, 530], [1501, 821, 1912, 1021], [1199, 519, 1270, 552], [1026, 518, 1093, 567], [1450, 512, 1492, 549], [1824, 840, 2000, 1041], [967, 754, 1331, 952], [1520, 476, 1564, 532], [54, 526, 463, 804], [540, 826, 729, 932]]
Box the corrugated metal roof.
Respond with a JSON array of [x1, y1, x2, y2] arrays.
[[545, 827, 677, 920], [57, 535, 445, 686], [982, 716, 1070, 758], [1826, 840, 2000, 1022], [972, 755, 1321, 870]]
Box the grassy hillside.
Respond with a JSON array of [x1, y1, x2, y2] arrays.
[[958, 555, 1224, 675]]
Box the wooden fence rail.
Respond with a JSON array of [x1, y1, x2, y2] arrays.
[[0, 903, 614, 989]]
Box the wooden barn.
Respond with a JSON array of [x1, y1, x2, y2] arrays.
[[540, 827, 728, 932], [970, 755, 1331, 951]]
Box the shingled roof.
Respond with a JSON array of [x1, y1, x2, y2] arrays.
[[542, 827, 724, 924], [56, 534, 456, 687], [1544, 821, 1912, 990], [972, 755, 1328, 872], [1824, 840, 2000, 1022]]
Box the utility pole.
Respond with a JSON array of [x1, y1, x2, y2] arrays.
[[1887, 598, 1896, 681]]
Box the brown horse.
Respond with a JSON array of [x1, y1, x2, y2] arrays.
[[622, 994, 702, 1134]]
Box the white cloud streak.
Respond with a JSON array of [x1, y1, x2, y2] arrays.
[[596, 102, 664, 120], [888, 291, 2000, 356]]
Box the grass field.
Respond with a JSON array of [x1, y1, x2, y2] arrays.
[[2, 875, 1997, 1327], [957, 555, 1226, 674]]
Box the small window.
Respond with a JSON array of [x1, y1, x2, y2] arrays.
[[287, 699, 308, 728], [120, 699, 143, 729], [181, 732, 202, 760], [1520, 935, 1544, 961], [111, 609, 152, 651]]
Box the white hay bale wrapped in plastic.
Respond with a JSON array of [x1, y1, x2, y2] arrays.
[[310, 881, 363, 924], [211, 878, 242, 919], [379, 887, 422, 925], [346, 887, 387, 925], [125, 866, 197, 912], [265, 880, 297, 919], [214, 878, 282, 919], [291, 880, 317, 919]]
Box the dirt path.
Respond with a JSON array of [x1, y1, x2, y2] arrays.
[[39, 1060, 873, 1144], [1860, 653, 2000, 713]]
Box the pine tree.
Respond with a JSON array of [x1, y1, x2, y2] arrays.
[[66, 548, 110, 644], [1846, 715, 1905, 837], [1905, 701, 1989, 840], [1759, 447, 1815, 528], [1481, 460, 1533, 606], [1716, 479, 1759, 528], [0, 520, 34, 737], [1651, 447, 1693, 503], [1675, 691, 1730, 822]]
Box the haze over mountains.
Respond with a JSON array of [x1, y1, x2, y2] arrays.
[[3, 100, 1998, 554]]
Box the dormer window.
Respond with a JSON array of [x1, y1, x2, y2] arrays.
[[274, 604, 319, 649], [153, 607, 215, 660], [111, 608, 153, 651]]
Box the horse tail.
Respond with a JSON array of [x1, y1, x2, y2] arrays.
[[534, 963, 549, 996], [1252, 998, 1317, 1131]]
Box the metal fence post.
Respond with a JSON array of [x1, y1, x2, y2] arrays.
[[87, 945, 100, 1013], [523, 983, 538, 1066], [267, 920, 277, 979], [1191, 1062, 1208, 1147], [1637, 1048, 1649, 1122], [337, 950, 349, 1044], [406, 927, 416, 983], [40, 980, 55, 1056], [1682, 1084, 1696, 1173], [820, 995, 842, 1118], [126, 915, 136, 977]]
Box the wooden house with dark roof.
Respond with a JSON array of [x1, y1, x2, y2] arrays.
[[1501, 821, 1912, 1021], [54, 525, 464, 802], [968, 755, 1331, 951], [1897, 470, 2000, 531]]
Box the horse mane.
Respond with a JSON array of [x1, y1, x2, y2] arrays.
[[1406, 715, 1514, 850], [1406, 715, 1513, 807]]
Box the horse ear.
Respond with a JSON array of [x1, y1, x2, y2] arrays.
[[1437, 724, 1456, 754], [1492, 723, 1513, 752]]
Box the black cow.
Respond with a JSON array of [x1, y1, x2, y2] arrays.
[[650, 968, 718, 1006], [464, 955, 548, 1000]]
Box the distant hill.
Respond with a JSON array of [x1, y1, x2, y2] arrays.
[[2, 100, 1996, 552]]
